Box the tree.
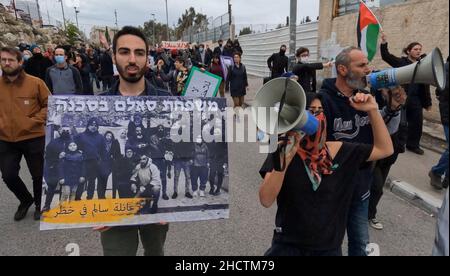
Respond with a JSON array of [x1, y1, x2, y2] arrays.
[[66, 22, 81, 45], [239, 27, 252, 36], [105, 26, 111, 44], [175, 7, 208, 39], [139, 20, 172, 45]]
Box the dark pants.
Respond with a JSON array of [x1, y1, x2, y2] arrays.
[[101, 224, 169, 256], [265, 240, 342, 256], [406, 98, 424, 149], [0, 137, 45, 208], [84, 160, 101, 200], [153, 159, 168, 195], [209, 161, 224, 192], [43, 180, 58, 209], [191, 166, 209, 192], [368, 153, 399, 220], [102, 76, 114, 91], [97, 172, 110, 200]]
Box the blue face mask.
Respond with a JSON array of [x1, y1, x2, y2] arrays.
[[23, 55, 31, 61], [55, 56, 65, 64]]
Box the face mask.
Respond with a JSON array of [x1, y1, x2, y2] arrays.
[[23, 55, 31, 61], [300, 57, 310, 63], [199, 48, 204, 53], [280, 49, 286, 55], [55, 56, 65, 64]]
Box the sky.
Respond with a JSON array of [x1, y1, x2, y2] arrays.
[[20, 0, 320, 35]]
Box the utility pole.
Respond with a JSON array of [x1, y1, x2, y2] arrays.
[[12, 0, 18, 20], [36, 0, 43, 27], [114, 9, 118, 29], [74, 7, 79, 29], [151, 13, 156, 46], [289, 0, 297, 55], [58, 0, 67, 30], [228, 0, 232, 39], [165, 0, 169, 40]]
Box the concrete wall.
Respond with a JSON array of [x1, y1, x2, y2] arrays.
[[238, 22, 319, 78], [318, 0, 449, 122]]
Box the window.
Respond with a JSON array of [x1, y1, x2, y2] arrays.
[[333, 0, 408, 17]]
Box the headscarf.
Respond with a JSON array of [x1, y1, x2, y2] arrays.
[[297, 112, 335, 191]]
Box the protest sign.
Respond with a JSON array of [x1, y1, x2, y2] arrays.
[[41, 96, 229, 230], [183, 67, 222, 98]]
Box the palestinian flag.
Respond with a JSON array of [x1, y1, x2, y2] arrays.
[[357, 1, 381, 61]]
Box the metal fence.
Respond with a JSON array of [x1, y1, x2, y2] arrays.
[[238, 21, 319, 77], [182, 13, 231, 43]]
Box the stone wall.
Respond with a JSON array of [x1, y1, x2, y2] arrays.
[[318, 0, 449, 122], [0, 5, 68, 49]]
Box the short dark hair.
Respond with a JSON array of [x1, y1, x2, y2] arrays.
[[175, 56, 185, 66], [296, 47, 310, 57], [233, 52, 242, 58], [54, 46, 66, 55], [403, 42, 422, 56], [113, 26, 149, 54], [0, 47, 22, 62]]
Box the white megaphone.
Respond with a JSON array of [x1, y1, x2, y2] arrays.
[[252, 78, 319, 136], [368, 48, 446, 91]]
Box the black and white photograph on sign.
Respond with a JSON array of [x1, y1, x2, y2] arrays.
[[40, 96, 229, 230]]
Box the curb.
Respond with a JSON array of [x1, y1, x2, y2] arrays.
[[388, 179, 443, 216]]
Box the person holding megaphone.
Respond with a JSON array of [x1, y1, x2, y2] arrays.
[[259, 93, 394, 256]]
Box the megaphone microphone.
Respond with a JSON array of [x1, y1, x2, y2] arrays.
[[368, 47, 446, 90]]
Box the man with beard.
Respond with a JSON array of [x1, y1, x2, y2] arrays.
[[267, 45, 289, 79], [131, 155, 161, 214], [96, 26, 169, 257], [0, 47, 50, 221], [319, 47, 400, 256], [42, 125, 75, 212], [24, 45, 54, 81]]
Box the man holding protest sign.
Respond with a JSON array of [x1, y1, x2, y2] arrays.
[[95, 26, 170, 256]]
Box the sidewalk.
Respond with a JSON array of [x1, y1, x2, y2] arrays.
[[244, 76, 448, 215]]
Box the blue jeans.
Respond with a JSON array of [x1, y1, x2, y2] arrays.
[[191, 166, 209, 192], [432, 125, 449, 177], [347, 198, 370, 256]]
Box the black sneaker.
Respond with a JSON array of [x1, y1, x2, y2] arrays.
[[429, 171, 443, 190], [34, 208, 41, 221], [14, 201, 34, 221], [209, 188, 215, 195], [162, 194, 170, 200], [172, 192, 178, 200], [185, 192, 193, 199], [407, 147, 425, 155]]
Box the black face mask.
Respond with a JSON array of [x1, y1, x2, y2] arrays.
[[60, 131, 71, 139], [34, 53, 43, 58], [280, 49, 286, 56]]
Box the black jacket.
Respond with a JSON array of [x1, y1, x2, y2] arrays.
[[267, 53, 288, 77], [437, 61, 449, 126], [292, 62, 324, 93], [380, 43, 432, 109], [193, 51, 212, 68], [24, 54, 54, 81]]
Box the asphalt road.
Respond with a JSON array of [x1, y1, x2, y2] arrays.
[[0, 133, 438, 256]]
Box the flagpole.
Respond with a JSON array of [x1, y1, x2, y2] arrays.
[[360, 0, 384, 31]]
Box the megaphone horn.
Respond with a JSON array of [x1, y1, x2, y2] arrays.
[[369, 48, 447, 91], [252, 78, 319, 136]]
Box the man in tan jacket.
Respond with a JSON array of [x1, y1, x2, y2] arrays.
[[0, 47, 50, 221]]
